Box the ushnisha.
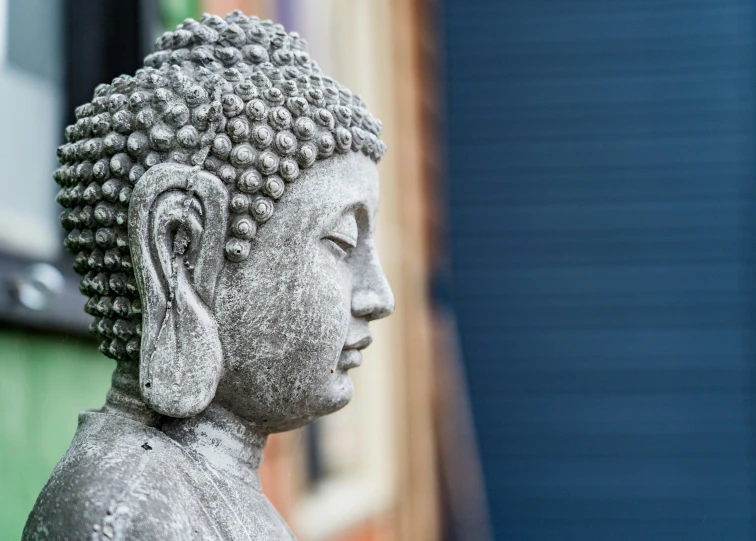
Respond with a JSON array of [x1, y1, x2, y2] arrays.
[[25, 11, 393, 540]]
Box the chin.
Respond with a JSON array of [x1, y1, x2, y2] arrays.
[[306, 372, 354, 418], [263, 376, 354, 433], [323, 373, 355, 411]]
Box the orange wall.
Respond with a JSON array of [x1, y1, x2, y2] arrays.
[[201, 0, 271, 19]]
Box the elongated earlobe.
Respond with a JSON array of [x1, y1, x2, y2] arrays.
[[129, 163, 228, 417]]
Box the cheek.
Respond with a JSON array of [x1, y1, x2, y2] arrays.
[[278, 249, 351, 360], [218, 238, 352, 370]]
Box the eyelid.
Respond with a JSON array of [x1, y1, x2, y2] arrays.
[[326, 231, 357, 249]]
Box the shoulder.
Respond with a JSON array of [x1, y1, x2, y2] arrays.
[[23, 412, 220, 541]]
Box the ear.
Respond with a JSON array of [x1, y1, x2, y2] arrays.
[[129, 163, 229, 418]]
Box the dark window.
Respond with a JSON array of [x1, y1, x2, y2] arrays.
[[0, 0, 158, 333]]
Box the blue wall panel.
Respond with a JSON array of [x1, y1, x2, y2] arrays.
[[441, 1, 756, 539]]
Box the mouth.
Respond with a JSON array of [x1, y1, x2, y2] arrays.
[[338, 349, 362, 370], [337, 335, 372, 370], [344, 335, 372, 351]]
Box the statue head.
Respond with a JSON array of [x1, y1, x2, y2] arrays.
[[54, 11, 393, 432]]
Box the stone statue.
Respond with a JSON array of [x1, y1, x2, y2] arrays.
[[23, 11, 393, 540]]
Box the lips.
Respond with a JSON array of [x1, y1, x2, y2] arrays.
[[344, 335, 372, 351], [338, 334, 372, 370], [338, 348, 363, 370]]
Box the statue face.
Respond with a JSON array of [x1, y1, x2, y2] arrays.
[[212, 152, 394, 431]]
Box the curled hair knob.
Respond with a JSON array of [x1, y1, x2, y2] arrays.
[[251, 196, 274, 222], [231, 215, 257, 240], [225, 238, 251, 262]]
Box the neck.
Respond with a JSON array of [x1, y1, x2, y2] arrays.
[[104, 360, 268, 491], [104, 360, 162, 426], [161, 403, 268, 491]]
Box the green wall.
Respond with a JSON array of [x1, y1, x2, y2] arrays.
[[0, 1, 200, 538], [0, 330, 114, 540], [158, 0, 201, 31]]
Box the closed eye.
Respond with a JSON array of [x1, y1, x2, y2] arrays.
[[323, 232, 357, 259]]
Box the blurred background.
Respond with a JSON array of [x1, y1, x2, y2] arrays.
[[1, 0, 754, 540]]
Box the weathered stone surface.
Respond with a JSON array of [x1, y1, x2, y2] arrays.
[[24, 11, 393, 540]]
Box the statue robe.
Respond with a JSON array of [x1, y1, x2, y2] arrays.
[[23, 411, 295, 540]]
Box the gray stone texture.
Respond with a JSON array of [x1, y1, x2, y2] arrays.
[[23, 11, 393, 540]]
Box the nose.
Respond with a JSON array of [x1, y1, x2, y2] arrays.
[[351, 245, 394, 321]]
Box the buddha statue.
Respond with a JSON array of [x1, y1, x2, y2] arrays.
[[23, 11, 393, 541]]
